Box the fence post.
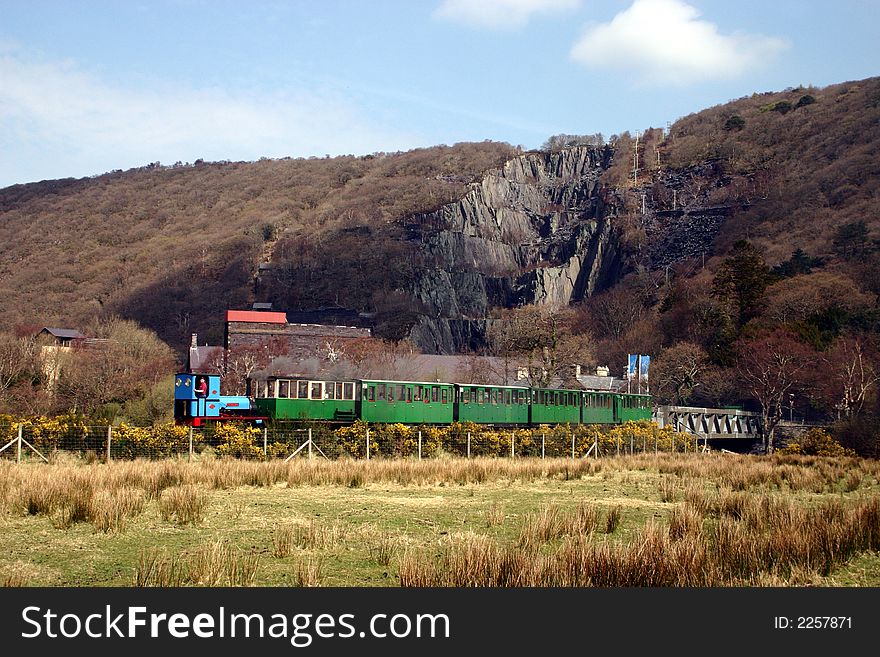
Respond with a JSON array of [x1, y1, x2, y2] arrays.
[[263, 427, 268, 459], [541, 433, 545, 460], [510, 432, 514, 459], [643, 435, 646, 454], [106, 425, 112, 464], [630, 434, 633, 456], [571, 434, 575, 460], [593, 439, 598, 459], [17, 424, 22, 463], [467, 432, 471, 459], [616, 436, 620, 457], [655, 434, 658, 454], [672, 434, 676, 453], [418, 430, 422, 460], [188, 427, 194, 462], [366, 428, 370, 460], [308, 428, 313, 460]]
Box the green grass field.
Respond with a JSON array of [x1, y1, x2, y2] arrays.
[[1, 453, 879, 587]]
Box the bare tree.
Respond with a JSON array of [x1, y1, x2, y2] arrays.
[[651, 342, 708, 405], [737, 329, 817, 453], [822, 334, 880, 418]]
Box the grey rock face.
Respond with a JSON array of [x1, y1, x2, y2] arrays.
[[406, 146, 622, 353]]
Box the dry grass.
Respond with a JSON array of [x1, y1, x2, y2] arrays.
[[90, 487, 146, 533], [368, 530, 399, 567], [484, 502, 505, 527], [135, 540, 259, 587], [158, 485, 209, 525], [2, 452, 880, 587], [294, 557, 325, 587], [399, 494, 880, 587]]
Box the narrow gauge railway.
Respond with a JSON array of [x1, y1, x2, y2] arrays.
[[174, 373, 652, 428]]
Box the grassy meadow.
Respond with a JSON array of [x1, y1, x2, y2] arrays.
[[1, 453, 879, 587]]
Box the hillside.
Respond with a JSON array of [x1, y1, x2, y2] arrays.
[[0, 142, 516, 349], [2, 76, 880, 441]]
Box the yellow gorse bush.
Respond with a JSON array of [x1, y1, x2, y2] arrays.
[[0, 414, 698, 460]]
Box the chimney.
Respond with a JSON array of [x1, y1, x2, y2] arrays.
[[596, 365, 610, 377], [191, 333, 198, 348], [516, 366, 528, 381]]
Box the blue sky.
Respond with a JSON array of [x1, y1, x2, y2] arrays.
[[1, 0, 878, 188]]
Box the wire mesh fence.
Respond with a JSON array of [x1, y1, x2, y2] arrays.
[[0, 419, 711, 463]]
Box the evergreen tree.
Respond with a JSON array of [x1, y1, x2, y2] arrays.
[[712, 240, 772, 328]]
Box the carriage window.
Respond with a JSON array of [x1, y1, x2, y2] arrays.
[[279, 380, 290, 398], [442, 388, 448, 404], [343, 382, 355, 400], [377, 384, 385, 400], [310, 382, 322, 400], [395, 385, 404, 401], [432, 387, 439, 403], [478, 389, 485, 404], [414, 386, 422, 402], [325, 383, 335, 400], [367, 386, 375, 402], [336, 382, 343, 399], [406, 387, 413, 403], [461, 388, 468, 404]]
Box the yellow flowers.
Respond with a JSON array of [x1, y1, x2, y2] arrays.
[[1, 414, 695, 460]]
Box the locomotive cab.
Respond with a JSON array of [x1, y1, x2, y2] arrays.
[[174, 373, 255, 426]]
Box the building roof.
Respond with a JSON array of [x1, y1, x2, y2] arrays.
[[226, 309, 288, 324], [39, 327, 86, 340]]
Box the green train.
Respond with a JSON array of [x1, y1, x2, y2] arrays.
[[246, 376, 652, 427]]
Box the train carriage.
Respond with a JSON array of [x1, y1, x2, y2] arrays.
[[454, 384, 530, 425], [529, 387, 583, 425], [583, 391, 616, 424], [360, 379, 454, 425], [252, 377, 358, 422], [614, 393, 652, 424]]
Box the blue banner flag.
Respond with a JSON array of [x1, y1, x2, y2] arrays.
[[639, 354, 650, 382]]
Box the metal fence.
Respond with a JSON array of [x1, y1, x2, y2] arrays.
[[0, 422, 709, 463]]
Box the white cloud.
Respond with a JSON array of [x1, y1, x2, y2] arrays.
[[433, 0, 581, 30], [570, 0, 789, 86], [0, 49, 416, 186]]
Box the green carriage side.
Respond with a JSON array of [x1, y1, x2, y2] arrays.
[[582, 391, 616, 424], [359, 379, 454, 424], [614, 393, 652, 423], [529, 387, 582, 425], [252, 378, 358, 422], [453, 384, 530, 425]]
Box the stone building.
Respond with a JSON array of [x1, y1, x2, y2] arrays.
[[223, 310, 372, 360]]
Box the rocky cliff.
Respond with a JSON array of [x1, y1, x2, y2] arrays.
[[404, 146, 624, 353]]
